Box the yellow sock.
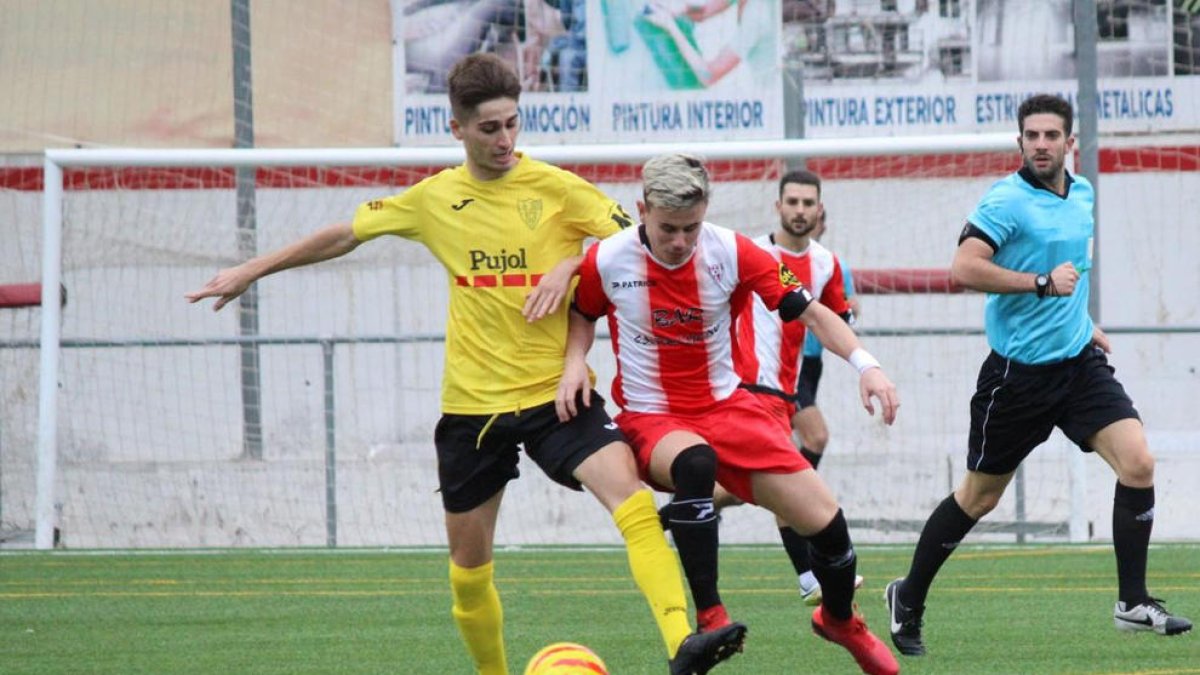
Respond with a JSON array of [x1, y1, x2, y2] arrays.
[[449, 559, 508, 675], [614, 489, 692, 657]]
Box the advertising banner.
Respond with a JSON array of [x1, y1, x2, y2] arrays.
[[393, 0, 1200, 144], [788, 0, 1199, 137], [395, 0, 783, 144]]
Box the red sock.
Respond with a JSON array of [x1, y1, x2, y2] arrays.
[[697, 604, 731, 633]]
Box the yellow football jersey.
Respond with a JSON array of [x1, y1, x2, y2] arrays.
[[352, 153, 630, 414]]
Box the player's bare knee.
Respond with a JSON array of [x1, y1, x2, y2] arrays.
[[956, 485, 1002, 519], [576, 442, 642, 509], [779, 494, 839, 536], [447, 530, 495, 568], [807, 431, 829, 453], [1118, 449, 1155, 488]]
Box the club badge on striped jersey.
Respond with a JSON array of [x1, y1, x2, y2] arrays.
[[518, 198, 543, 230], [778, 264, 801, 287]]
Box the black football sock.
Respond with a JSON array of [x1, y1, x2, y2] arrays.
[[666, 444, 721, 611], [800, 446, 823, 470], [900, 493, 977, 609], [808, 509, 857, 620], [1113, 482, 1154, 606], [778, 526, 813, 577]]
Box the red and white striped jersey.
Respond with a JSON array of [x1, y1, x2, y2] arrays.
[[733, 235, 850, 397], [575, 223, 807, 414]]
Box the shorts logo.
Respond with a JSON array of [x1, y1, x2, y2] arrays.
[[603, 422, 619, 431], [518, 198, 543, 230]]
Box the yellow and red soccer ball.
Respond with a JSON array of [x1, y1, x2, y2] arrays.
[[524, 642, 609, 674]]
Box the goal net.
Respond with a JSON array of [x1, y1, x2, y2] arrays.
[[10, 133, 1191, 551]]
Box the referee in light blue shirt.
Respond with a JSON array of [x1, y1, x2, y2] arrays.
[[884, 94, 1192, 658]]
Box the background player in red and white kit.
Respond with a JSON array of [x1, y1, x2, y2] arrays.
[[732, 169, 862, 606], [556, 154, 901, 675]]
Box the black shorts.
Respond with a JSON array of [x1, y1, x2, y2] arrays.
[[967, 345, 1140, 475], [795, 355, 824, 410], [433, 391, 626, 513]]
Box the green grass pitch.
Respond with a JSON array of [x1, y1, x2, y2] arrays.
[[2, 544, 1196, 673]]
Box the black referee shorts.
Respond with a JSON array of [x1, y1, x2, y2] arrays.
[[966, 345, 1140, 475], [433, 391, 626, 513]]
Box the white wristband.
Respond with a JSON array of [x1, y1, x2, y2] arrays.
[[848, 348, 881, 374]]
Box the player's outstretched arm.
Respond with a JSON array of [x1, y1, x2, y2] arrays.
[[522, 254, 582, 323], [801, 301, 899, 424], [555, 309, 596, 422], [185, 222, 360, 311]]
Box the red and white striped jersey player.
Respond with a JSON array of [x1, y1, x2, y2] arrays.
[[734, 232, 852, 429], [555, 154, 901, 675]]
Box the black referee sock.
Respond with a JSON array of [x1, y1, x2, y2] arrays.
[[808, 508, 857, 620], [800, 446, 823, 470], [900, 493, 977, 609], [1113, 482, 1155, 606], [666, 444, 721, 611]]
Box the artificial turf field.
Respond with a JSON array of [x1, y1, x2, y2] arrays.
[[2, 544, 1196, 674]]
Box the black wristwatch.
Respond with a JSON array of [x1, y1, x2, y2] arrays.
[[1034, 274, 1050, 298]]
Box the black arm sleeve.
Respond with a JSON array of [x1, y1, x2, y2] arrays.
[[569, 303, 603, 323], [958, 222, 999, 252], [777, 287, 815, 322]]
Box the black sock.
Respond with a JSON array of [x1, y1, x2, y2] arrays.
[[778, 526, 813, 576], [808, 509, 857, 620], [1113, 482, 1154, 606], [666, 444, 721, 610], [800, 447, 823, 470], [900, 493, 977, 609]]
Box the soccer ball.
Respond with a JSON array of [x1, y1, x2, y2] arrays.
[[523, 642, 609, 674]]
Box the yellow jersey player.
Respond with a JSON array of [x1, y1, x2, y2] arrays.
[[186, 53, 745, 675]]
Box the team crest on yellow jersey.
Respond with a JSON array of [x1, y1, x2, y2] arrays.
[[608, 203, 633, 229], [778, 264, 801, 287], [518, 198, 543, 230]]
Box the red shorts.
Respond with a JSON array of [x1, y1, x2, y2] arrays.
[[747, 390, 795, 436], [616, 389, 810, 504]]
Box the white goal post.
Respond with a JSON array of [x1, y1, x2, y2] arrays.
[[33, 133, 1080, 550]]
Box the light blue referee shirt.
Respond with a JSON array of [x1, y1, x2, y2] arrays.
[[803, 262, 855, 358], [967, 167, 1095, 365]]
